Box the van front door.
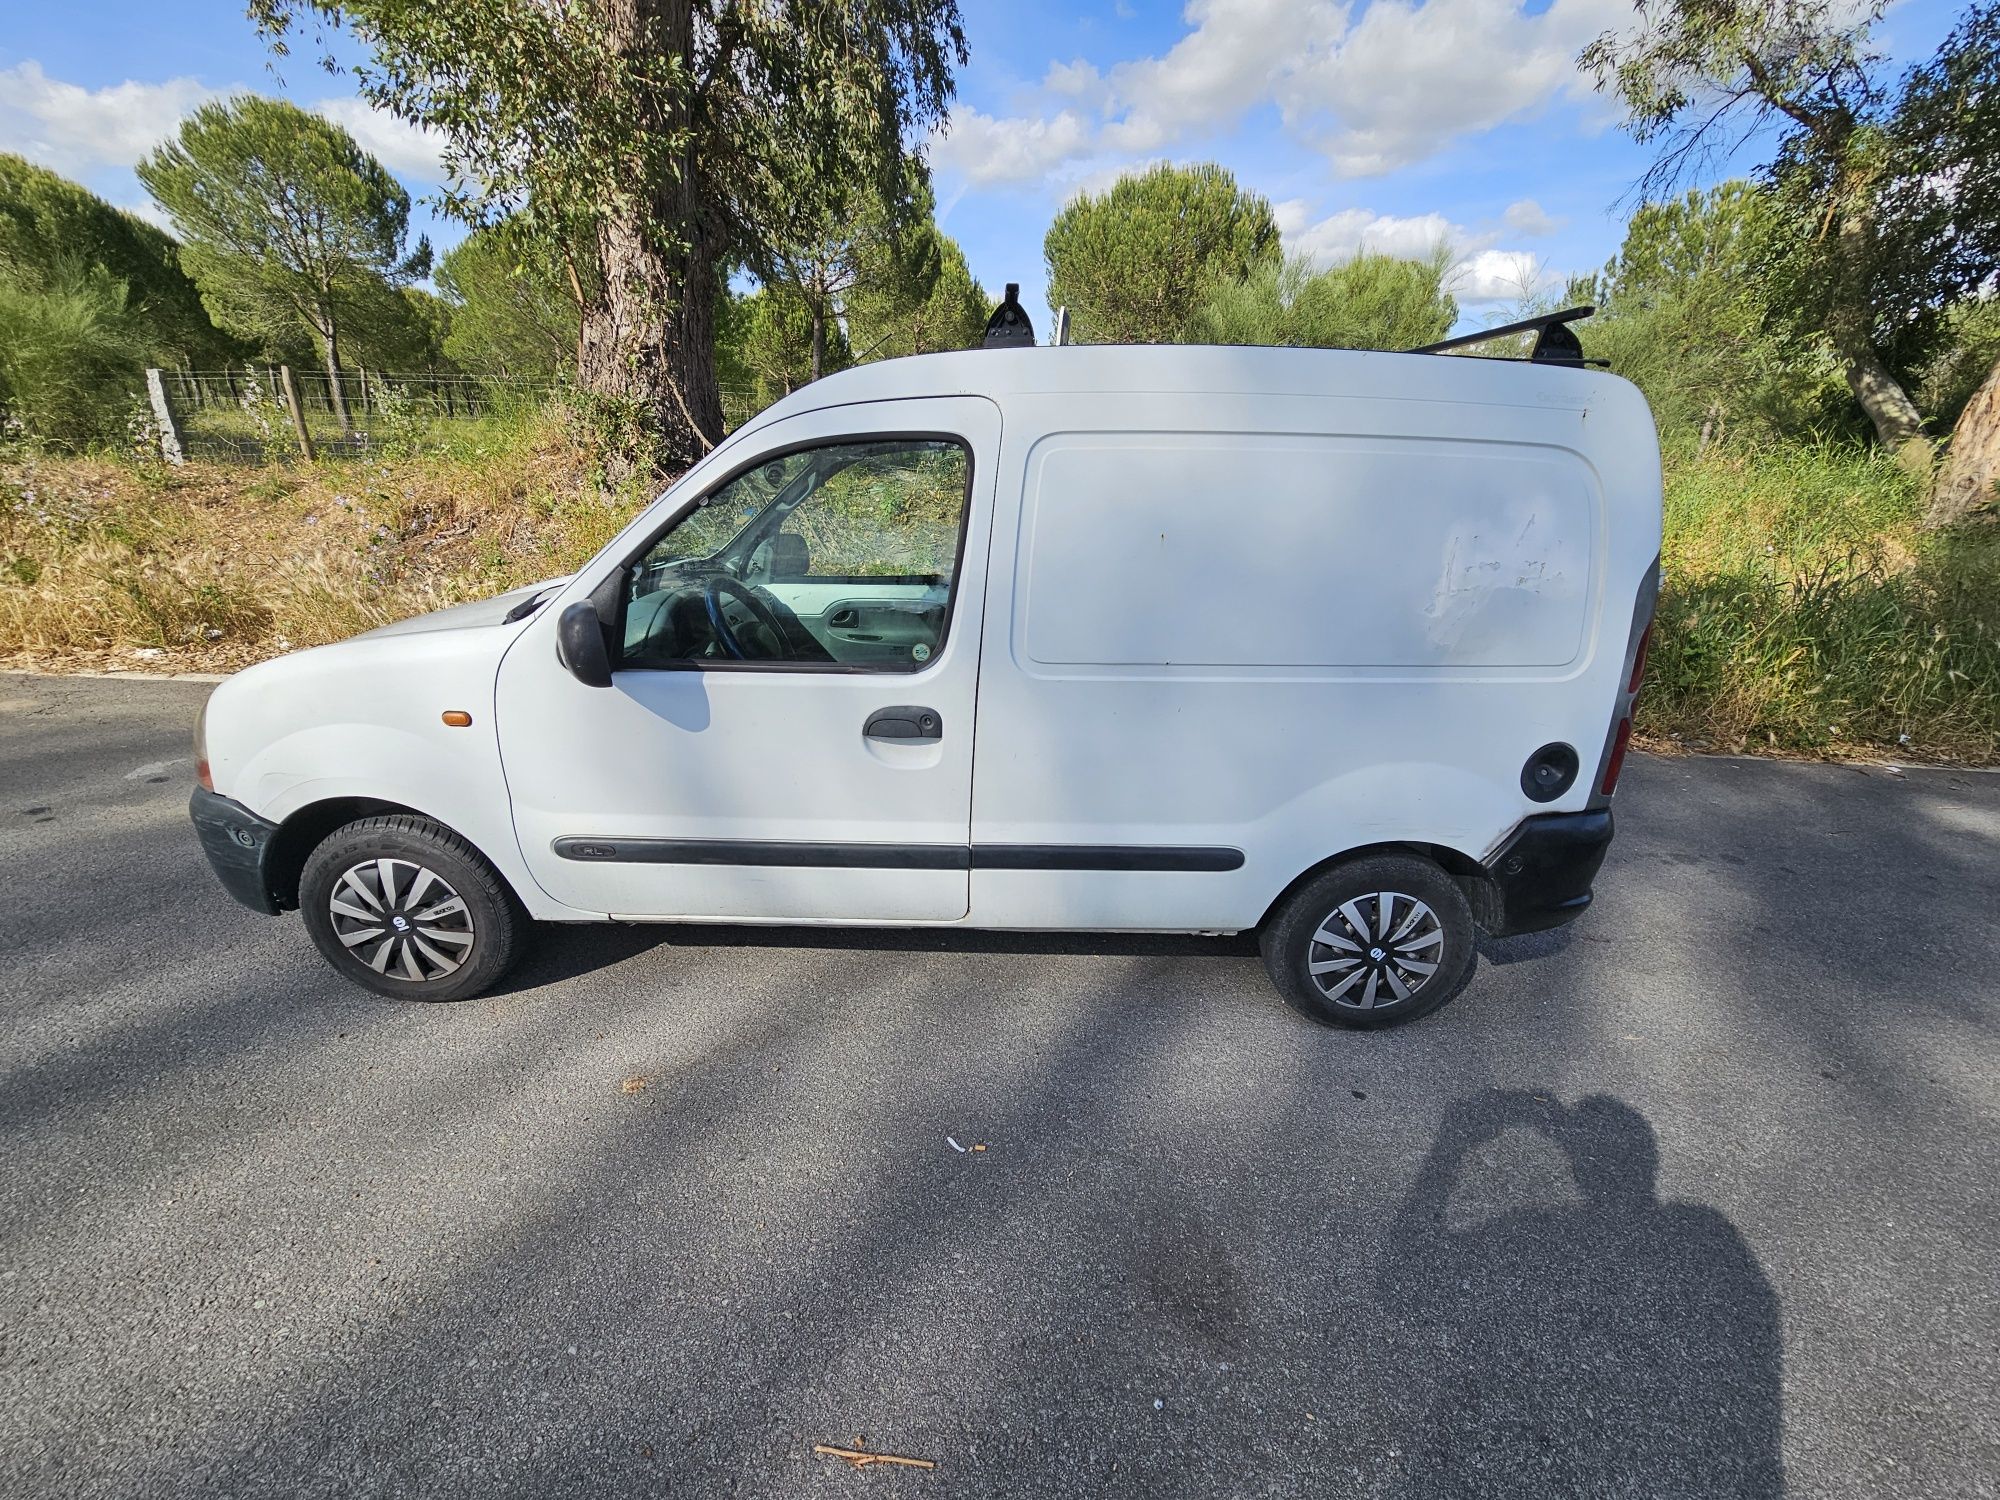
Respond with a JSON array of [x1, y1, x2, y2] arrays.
[[495, 398, 998, 921]]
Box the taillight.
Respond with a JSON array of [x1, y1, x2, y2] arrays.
[[1628, 623, 1652, 695], [1601, 718, 1633, 795]]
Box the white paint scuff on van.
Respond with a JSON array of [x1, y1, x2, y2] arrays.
[[1422, 504, 1572, 658]]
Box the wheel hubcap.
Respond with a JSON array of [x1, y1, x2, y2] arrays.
[[1307, 891, 1443, 1010], [328, 857, 474, 982]]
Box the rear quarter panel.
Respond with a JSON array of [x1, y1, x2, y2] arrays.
[[968, 368, 1662, 930]]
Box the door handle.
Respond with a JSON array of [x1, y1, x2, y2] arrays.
[[864, 705, 943, 744]]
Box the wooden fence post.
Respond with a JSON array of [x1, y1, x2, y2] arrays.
[[277, 365, 316, 461], [144, 369, 186, 465]]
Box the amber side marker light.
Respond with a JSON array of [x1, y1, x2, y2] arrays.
[[441, 710, 473, 728]]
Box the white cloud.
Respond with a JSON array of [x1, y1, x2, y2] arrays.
[[0, 61, 450, 191], [931, 106, 1097, 187], [1277, 0, 1626, 176], [1043, 59, 1109, 103], [1454, 247, 1560, 303], [1502, 198, 1561, 237], [1282, 204, 1461, 263], [1277, 202, 1561, 305], [931, 0, 1630, 185], [0, 61, 219, 174], [313, 98, 449, 182]]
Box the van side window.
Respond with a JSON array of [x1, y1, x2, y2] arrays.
[[620, 437, 970, 673]]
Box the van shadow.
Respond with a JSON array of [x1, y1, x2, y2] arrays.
[[1371, 1089, 1785, 1497], [492, 920, 1259, 995], [493, 906, 1573, 998]]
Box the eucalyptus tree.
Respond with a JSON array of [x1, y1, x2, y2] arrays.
[[1582, 0, 2000, 476], [252, 0, 966, 469], [138, 96, 431, 432]]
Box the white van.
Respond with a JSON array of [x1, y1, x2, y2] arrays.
[[191, 339, 1661, 1027]]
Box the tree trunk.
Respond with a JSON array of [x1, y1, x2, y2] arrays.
[[1827, 205, 1928, 469], [1928, 355, 2000, 527], [1830, 323, 1927, 454], [810, 300, 827, 383], [322, 320, 353, 435], [574, 0, 723, 475]]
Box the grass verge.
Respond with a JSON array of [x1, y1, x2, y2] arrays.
[[1644, 445, 1998, 763], [3, 424, 1994, 763]]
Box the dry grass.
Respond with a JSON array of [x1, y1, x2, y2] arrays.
[[0, 409, 645, 673]]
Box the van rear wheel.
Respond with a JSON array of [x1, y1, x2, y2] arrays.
[[1261, 853, 1475, 1028], [299, 815, 524, 1002]]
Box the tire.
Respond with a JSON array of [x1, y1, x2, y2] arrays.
[[1260, 853, 1476, 1029], [299, 814, 525, 1002]]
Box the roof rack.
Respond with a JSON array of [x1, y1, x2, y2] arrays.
[[1411, 305, 1598, 365], [981, 283, 1036, 348]]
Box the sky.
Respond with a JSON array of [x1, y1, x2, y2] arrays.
[[0, 0, 1967, 339]]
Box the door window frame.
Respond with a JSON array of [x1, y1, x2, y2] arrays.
[[609, 429, 978, 677]]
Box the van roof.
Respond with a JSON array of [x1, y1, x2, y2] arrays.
[[748, 343, 1632, 435]]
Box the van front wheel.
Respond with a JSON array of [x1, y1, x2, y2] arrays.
[[1260, 854, 1476, 1028], [299, 815, 524, 1001]]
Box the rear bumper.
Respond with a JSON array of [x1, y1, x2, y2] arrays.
[[1478, 808, 1613, 937], [190, 787, 281, 915]]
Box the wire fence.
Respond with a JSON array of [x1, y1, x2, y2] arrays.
[[149, 363, 767, 464]]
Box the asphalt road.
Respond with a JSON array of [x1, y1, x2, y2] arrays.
[[1, 671, 1996, 1499]]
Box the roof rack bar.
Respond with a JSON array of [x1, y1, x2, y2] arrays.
[[1410, 305, 1596, 357]]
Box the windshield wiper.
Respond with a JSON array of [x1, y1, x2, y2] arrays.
[[503, 587, 559, 623]]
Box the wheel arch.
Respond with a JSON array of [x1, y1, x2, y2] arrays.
[[1258, 841, 1500, 933], [266, 797, 482, 912]]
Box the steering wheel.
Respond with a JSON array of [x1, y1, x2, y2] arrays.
[[702, 576, 793, 660]]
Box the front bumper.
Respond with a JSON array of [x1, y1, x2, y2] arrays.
[[1478, 808, 1613, 937], [190, 787, 281, 914]]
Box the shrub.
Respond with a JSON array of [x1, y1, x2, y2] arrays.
[[0, 263, 149, 448], [1643, 446, 2000, 759]]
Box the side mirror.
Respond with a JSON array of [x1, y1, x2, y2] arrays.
[[556, 601, 614, 688]]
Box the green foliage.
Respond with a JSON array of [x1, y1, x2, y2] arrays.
[[253, 0, 683, 264], [254, 0, 968, 465], [1760, 1, 2000, 379], [1920, 299, 2000, 433], [720, 286, 852, 409], [436, 225, 580, 381], [0, 153, 235, 364], [0, 262, 149, 448], [845, 223, 987, 361], [338, 284, 454, 373], [1645, 445, 1999, 758], [1580, 1, 1885, 170], [1580, 183, 1856, 446], [1190, 249, 1456, 351], [762, 164, 944, 381], [1045, 163, 1281, 344], [1879, 2, 2000, 324], [1581, 0, 2000, 453], [137, 96, 432, 373]]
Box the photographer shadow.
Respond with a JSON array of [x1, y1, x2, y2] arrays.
[[1376, 1091, 1785, 1497]]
